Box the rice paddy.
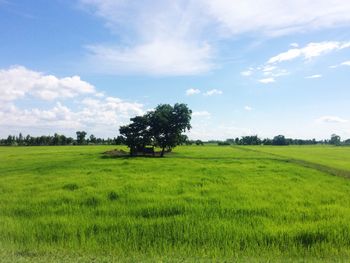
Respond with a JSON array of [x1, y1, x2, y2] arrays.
[[1, 145, 350, 262]]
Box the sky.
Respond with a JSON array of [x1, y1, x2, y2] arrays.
[[1, 0, 350, 140]]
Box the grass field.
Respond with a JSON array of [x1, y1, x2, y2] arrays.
[[247, 145, 350, 171], [1, 145, 350, 262]]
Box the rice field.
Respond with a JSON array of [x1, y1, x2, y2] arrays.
[[1, 145, 350, 262]]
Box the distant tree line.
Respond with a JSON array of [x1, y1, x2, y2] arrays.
[[214, 134, 350, 146], [0, 131, 126, 146], [1, 131, 348, 148]]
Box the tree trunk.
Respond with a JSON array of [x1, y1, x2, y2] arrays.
[[160, 147, 165, 157], [130, 146, 136, 156]]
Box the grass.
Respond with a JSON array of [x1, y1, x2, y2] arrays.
[[246, 145, 350, 171], [1, 145, 350, 262]]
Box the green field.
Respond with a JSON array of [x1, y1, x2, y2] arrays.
[[1, 145, 350, 262], [247, 145, 350, 171]]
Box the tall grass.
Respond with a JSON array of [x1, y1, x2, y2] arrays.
[[1, 145, 350, 261]]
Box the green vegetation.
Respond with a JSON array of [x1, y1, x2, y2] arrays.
[[247, 145, 350, 171], [120, 103, 192, 156], [1, 145, 350, 262]]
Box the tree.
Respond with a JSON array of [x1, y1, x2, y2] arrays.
[[272, 135, 288, 145], [185, 140, 193, 145], [195, 140, 204, 145], [330, 134, 341, 145], [241, 135, 261, 145], [76, 131, 87, 145], [262, 138, 272, 145], [114, 136, 125, 145], [66, 137, 74, 145], [6, 135, 14, 146], [235, 137, 240, 145], [52, 133, 61, 145], [17, 133, 24, 146], [89, 134, 97, 144], [119, 115, 152, 156], [119, 103, 192, 157], [148, 103, 192, 157]]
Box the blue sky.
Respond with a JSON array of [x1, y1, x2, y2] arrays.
[[1, 0, 350, 140]]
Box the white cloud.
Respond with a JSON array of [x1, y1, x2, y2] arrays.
[[204, 89, 223, 96], [0, 102, 80, 130], [263, 69, 289, 77], [341, 61, 350, 66], [329, 60, 350, 68], [186, 88, 201, 96], [306, 74, 322, 79], [316, 116, 348, 124], [80, 0, 215, 76], [290, 43, 299, 48], [246, 41, 345, 84], [268, 48, 302, 64], [257, 41, 348, 82], [241, 70, 253, 76], [0, 65, 145, 137], [244, 106, 253, 111], [80, 1, 350, 76], [0, 66, 95, 102], [259, 78, 275, 84], [79, 96, 144, 126], [192, 111, 211, 117], [82, 0, 350, 38], [262, 66, 277, 72], [0, 97, 144, 137], [201, 0, 350, 36], [268, 41, 350, 64], [95, 92, 105, 98], [86, 40, 214, 76], [260, 65, 290, 79]]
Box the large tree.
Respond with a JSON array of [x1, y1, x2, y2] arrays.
[[119, 103, 192, 157]]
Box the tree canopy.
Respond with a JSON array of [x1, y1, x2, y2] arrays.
[[119, 103, 192, 157], [76, 131, 87, 145], [330, 134, 341, 145]]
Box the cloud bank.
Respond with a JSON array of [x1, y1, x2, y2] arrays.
[[0, 66, 144, 137], [80, 0, 350, 76], [0, 66, 95, 101]]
